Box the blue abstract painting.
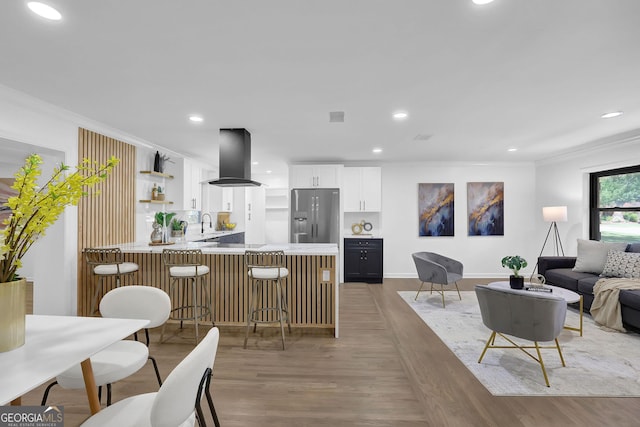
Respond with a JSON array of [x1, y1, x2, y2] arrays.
[[418, 183, 454, 237], [467, 182, 504, 236]]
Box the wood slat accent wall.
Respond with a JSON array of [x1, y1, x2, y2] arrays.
[[78, 251, 336, 329], [77, 128, 136, 315]]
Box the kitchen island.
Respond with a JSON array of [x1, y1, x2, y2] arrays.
[[79, 241, 340, 337]]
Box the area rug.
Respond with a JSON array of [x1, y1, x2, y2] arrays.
[[398, 290, 640, 396]]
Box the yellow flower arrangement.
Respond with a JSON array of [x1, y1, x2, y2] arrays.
[[0, 154, 119, 282]]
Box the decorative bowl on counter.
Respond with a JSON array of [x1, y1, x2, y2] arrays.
[[224, 223, 236, 230]]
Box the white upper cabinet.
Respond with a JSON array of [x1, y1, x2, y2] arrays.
[[343, 167, 381, 212], [245, 186, 266, 244], [181, 158, 204, 210], [290, 164, 343, 188], [221, 187, 234, 212], [205, 186, 234, 212]]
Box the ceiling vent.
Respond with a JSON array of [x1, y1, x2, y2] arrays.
[[413, 134, 433, 141], [329, 111, 345, 123]]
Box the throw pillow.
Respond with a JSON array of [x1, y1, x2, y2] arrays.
[[627, 242, 640, 253], [572, 239, 628, 274], [601, 250, 640, 278]]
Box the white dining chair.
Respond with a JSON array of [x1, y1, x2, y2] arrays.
[[42, 286, 171, 406], [80, 327, 220, 427]]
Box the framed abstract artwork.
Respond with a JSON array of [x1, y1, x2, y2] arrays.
[[467, 182, 504, 236], [418, 183, 454, 236]]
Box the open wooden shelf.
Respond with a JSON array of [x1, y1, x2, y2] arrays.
[[140, 171, 174, 179], [139, 199, 174, 204]]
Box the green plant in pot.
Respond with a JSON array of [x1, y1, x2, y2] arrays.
[[501, 255, 528, 289], [0, 154, 118, 352], [170, 218, 185, 237]]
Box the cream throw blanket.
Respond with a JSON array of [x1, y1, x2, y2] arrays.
[[591, 278, 640, 332]]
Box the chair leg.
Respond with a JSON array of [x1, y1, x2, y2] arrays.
[[276, 278, 286, 350], [90, 276, 104, 316], [282, 281, 292, 334], [149, 356, 163, 386], [180, 279, 187, 329], [478, 331, 496, 363], [440, 284, 446, 308], [555, 338, 566, 367], [253, 280, 262, 334], [192, 278, 199, 343], [454, 281, 462, 300], [40, 381, 58, 406], [106, 383, 112, 406], [244, 280, 257, 349], [201, 276, 214, 326], [414, 281, 426, 301], [534, 341, 551, 387]]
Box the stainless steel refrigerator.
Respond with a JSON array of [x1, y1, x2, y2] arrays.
[[290, 188, 340, 244]]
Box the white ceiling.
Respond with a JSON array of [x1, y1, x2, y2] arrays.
[[1, 1, 639, 174]]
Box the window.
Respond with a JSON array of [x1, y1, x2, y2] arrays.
[[590, 165, 640, 242]]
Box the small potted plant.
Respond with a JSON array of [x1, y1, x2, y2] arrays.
[[170, 218, 185, 237], [501, 255, 528, 289], [155, 186, 165, 201]]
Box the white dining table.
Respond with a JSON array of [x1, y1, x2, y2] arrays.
[[0, 314, 149, 414]]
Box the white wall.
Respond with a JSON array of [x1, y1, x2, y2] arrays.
[[381, 162, 537, 278], [0, 84, 174, 314], [535, 133, 640, 256]]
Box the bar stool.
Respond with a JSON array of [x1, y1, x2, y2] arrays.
[[244, 250, 291, 350], [85, 248, 139, 316], [161, 249, 213, 344]]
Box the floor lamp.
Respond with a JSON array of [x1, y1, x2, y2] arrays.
[[531, 206, 568, 281]]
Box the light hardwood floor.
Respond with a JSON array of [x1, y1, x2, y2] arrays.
[[20, 279, 640, 426]]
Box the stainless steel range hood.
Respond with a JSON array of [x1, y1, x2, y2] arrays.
[[208, 128, 261, 187]]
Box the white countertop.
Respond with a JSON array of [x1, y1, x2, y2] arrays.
[[104, 241, 339, 256]]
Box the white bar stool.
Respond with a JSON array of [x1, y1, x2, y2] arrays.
[[244, 250, 291, 350], [161, 249, 213, 344], [85, 248, 139, 316]]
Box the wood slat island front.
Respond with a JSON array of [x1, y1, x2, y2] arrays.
[[79, 243, 339, 337]]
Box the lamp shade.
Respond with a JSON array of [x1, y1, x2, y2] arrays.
[[542, 206, 568, 222]]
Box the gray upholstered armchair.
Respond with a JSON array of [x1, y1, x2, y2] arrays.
[[475, 285, 567, 387], [411, 252, 463, 307]]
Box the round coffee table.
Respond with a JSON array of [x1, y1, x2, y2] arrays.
[[487, 281, 583, 336]]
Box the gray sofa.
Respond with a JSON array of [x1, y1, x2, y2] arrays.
[[538, 242, 640, 333]]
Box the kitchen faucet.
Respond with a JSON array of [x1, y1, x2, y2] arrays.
[[201, 213, 212, 234]]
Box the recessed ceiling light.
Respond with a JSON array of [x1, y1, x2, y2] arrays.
[[252, 161, 259, 165], [507, 148, 517, 152], [472, 0, 495, 5], [373, 148, 383, 154], [188, 115, 203, 122], [601, 111, 623, 119], [27, 2, 62, 20], [266, 170, 272, 174], [393, 111, 408, 120]]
